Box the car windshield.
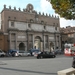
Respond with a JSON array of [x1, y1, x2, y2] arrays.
[[19, 51, 24, 53], [33, 50, 40, 52], [65, 46, 70, 48]]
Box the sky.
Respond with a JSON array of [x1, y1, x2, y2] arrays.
[[0, 0, 75, 28]]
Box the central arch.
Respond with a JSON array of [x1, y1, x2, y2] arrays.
[[19, 42, 25, 51]]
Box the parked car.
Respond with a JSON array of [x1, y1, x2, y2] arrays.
[[6, 49, 19, 57], [28, 49, 41, 56], [18, 51, 31, 56], [53, 49, 63, 55], [37, 51, 56, 59], [33, 50, 41, 57], [0, 49, 6, 57]]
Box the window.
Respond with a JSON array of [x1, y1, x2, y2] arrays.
[[28, 24, 31, 28], [57, 36, 59, 42], [41, 21, 44, 24], [44, 26, 46, 29], [68, 34, 74, 37], [30, 19, 33, 22], [55, 26, 57, 30], [14, 17, 16, 19], [11, 22, 14, 27], [53, 23, 55, 25], [8, 16, 10, 19]]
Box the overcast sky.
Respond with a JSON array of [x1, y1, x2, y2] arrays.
[[0, 0, 75, 28]]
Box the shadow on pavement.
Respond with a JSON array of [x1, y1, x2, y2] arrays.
[[0, 67, 57, 75]]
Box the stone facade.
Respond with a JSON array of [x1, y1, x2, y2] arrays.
[[60, 26, 75, 43], [1, 4, 61, 52], [60, 26, 75, 51]]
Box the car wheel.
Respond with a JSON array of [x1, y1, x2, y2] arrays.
[[40, 56, 43, 59], [1, 55, 4, 57], [37, 57, 39, 59], [53, 55, 55, 58]]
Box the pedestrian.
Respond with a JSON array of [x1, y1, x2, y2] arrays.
[[72, 56, 75, 68]]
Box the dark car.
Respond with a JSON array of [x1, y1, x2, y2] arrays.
[[37, 51, 56, 59]]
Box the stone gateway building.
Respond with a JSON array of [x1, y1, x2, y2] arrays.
[[1, 4, 61, 52]]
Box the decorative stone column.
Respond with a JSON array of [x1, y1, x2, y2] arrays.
[[54, 32, 56, 49], [59, 35, 61, 49], [32, 35, 34, 49], [9, 32, 11, 49], [26, 30, 29, 51], [43, 35, 45, 49], [48, 35, 49, 48], [15, 33, 17, 49], [42, 30, 44, 51]]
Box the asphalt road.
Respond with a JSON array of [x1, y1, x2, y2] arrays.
[[0, 55, 73, 75]]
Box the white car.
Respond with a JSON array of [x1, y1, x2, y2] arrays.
[[18, 51, 31, 56], [0, 49, 6, 57], [32, 51, 41, 57]]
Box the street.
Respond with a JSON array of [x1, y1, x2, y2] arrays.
[[0, 55, 73, 75]]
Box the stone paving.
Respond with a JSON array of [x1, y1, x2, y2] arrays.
[[0, 61, 7, 65], [0, 56, 73, 75]]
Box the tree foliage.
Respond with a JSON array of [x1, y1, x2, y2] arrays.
[[48, 0, 75, 20]]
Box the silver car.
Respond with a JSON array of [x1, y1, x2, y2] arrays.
[[18, 51, 31, 56], [0, 49, 6, 57]]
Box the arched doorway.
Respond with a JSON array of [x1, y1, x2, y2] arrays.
[[50, 42, 54, 52], [34, 36, 42, 50], [19, 43, 25, 51]]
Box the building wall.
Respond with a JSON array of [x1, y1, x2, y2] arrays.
[[0, 32, 8, 52], [1, 4, 60, 33], [1, 4, 61, 51]]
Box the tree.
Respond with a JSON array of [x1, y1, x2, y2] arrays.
[[47, 0, 75, 20]]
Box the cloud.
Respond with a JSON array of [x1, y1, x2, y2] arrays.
[[60, 18, 75, 28], [0, 0, 75, 28], [39, 0, 54, 15], [40, 0, 75, 28]]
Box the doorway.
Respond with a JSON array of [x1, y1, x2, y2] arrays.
[[19, 42, 25, 51]]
